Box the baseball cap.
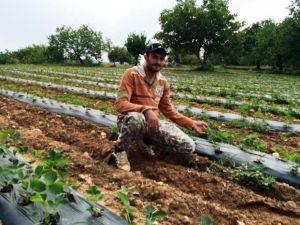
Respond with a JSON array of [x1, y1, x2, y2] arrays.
[[145, 43, 168, 56]]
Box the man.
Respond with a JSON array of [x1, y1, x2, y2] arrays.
[[114, 43, 208, 171]]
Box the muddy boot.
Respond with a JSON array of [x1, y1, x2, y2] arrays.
[[113, 146, 131, 172]]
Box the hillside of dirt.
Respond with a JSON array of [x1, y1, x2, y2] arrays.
[[0, 95, 300, 225]]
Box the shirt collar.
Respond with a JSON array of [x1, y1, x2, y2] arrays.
[[133, 64, 162, 80]]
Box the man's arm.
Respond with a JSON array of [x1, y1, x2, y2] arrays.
[[158, 81, 195, 129], [115, 69, 154, 114], [159, 82, 207, 133]]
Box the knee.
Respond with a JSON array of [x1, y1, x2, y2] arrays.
[[123, 112, 146, 130], [183, 138, 196, 153]]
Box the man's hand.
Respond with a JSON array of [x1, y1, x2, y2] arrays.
[[144, 109, 159, 132], [192, 121, 208, 135]]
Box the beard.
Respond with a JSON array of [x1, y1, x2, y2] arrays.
[[147, 63, 162, 73]]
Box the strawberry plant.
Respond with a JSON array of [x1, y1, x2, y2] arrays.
[[227, 164, 276, 190], [86, 185, 104, 217], [117, 186, 138, 225], [289, 164, 300, 176], [200, 215, 212, 225], [145, 204, 167, 225]]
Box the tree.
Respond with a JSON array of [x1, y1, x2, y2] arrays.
[[252, 20, 278, 70], [240, 21, 281, 70], [0, 51, 18, 64], [125, 33, 147, 65], [13, 45, 48, 64], [240, 22, 262, 67], [290, 0, 300, 15], [212, 31, 244, 65], [279, 0, 300, 69], [48, 25, 105, 65], [156, 0, 241, 67], [108, 46, 133, 66]]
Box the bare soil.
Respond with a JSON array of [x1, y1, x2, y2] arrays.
[[1, 96, 300, 225]]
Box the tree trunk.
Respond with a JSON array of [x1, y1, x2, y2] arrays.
[[276, 54, 283, 72], [202, 51, 208, 68], [78, 56, 84, 65], [256, 61, 261, 70]]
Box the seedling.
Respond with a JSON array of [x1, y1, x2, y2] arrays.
[[253, 157, 264, 164], [117, 186, 138, 225], [145, 204, 167, 225], [241, 134, 267, 152], [200, 215, 212, 225], [32, 149, 45, 159], [0, 129, 21, 143], [107, 126, 119, 141], [86, 185, 104, 217], [43, 149, 69, 177], [212, 143, 222, 154], [289, 164, 300, 176], [228, 164, 276, 190], [27, 152, 70, 225]]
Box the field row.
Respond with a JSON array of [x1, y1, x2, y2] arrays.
[[0, 83, 299, 166], [1, 75, 300, 133], [1, 70, 300, 123], [3, 69, 300, 106]]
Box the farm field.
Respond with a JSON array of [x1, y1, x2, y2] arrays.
[[0, 64, 300, 225]]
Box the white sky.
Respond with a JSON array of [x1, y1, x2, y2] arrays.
[[0, 0, 292, 52]]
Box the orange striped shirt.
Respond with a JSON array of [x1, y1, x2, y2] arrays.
[[115, 65, 194, 129]]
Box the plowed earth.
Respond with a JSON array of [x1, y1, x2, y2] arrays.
[[0, 96, 300, 225]]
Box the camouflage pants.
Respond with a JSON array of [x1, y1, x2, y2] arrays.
[[116, 112, 195, 153]]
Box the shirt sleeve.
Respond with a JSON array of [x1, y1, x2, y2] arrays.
[[115, 69, 153, 114], [158, 80, 195, 129]]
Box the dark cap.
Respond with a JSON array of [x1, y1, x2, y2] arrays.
[[145, 43, 168, 56]]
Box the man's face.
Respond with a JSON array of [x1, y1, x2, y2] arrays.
[[144, 53, 166, 73]]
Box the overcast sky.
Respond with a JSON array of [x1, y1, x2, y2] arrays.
[[0, 0, 292, 52]]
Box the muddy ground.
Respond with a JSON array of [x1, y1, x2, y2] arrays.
[[0, 95, 300, 225]]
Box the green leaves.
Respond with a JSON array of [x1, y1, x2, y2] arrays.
[[0, 129, 21, 143], [48, 25, 105, 64], [30, 179, 46, 192], [86, 186, 104, 202], [125, 33, 147, 65], [200, 215, 212, 225], [145, 204, 167, 225], [0, 137, 72, 222], [48, 182, 64, 194], [35, 165, 44, 176], [43, 149, 69, 177], [156, 0, 241, 67], [228, 164, 276, 190], [30, 193, 47, 204], [117, 186, 137, 225], [44, 169, 58, 184], [16, 146, 29, 154]]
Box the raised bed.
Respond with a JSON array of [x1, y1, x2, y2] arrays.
[[1, 89, 299, 189], [0, 145, 126, 225], [1, 77, 299, 134]]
